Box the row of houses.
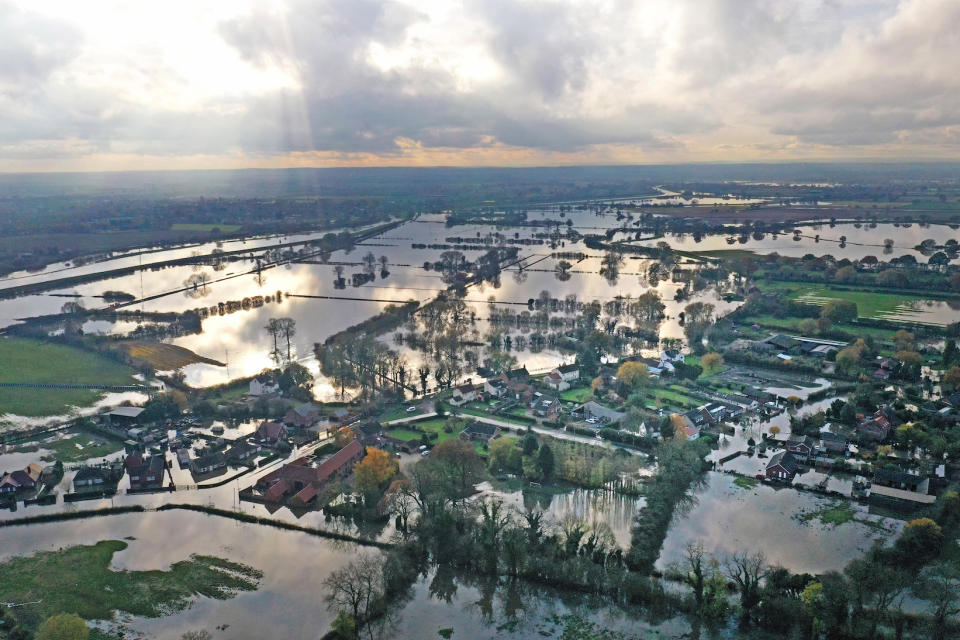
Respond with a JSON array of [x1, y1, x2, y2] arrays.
[[254, 441, 364, 506]]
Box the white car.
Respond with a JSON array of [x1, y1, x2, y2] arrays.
[[406, 406, 418, 413], [586, 417, 598, 424]]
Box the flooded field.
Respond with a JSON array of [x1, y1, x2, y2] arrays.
[[656, 472, 900, 575], [641, 222, 960, 262]]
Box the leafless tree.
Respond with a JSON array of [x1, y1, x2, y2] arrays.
[[323, 552, 385, 637], [725, 551, 766, 620]]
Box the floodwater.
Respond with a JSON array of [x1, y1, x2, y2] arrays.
[[1, 509, 689, 640], [656, 472, 900, 575], [0, 208, 744, 414], [642, 222, 960, 262]]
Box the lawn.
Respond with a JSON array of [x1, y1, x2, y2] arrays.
[[0, 337, 138, 417], [387, 418, 457, 444], [560, 386, 593, 403], [0, 540, 261, 634], [386, 428, 424, 442], [170, 223, 241, 232], [377, 405, 422, 422]]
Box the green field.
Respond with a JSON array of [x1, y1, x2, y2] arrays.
[[386, 428, 424, 442], [758, 280, 947, 323], [741, 314, 898, 341], [0, 540, 261, 636], [170, 223, 241, 232], [0, 338, 138, 417]]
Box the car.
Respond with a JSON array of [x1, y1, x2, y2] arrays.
[[420, 450, 430, 456], [406, 406, 417, 413], [585, 417, 598, 424], [418, 445, 428, 451]]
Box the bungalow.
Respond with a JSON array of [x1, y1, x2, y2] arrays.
[[460, 421, 500, 442], [785, 434, 817, 458], [127, 455, 167, 490], [249, 374, 280, 397], [255, 421, 288, 446], [73, 466, 109, 489], [580, 401, 626, 425], [256, 441, 364, 505], [191, 452, 227, 475], [765, 451, 799, 481], [543, 370, 569, 392], [873, 468, 929, 493], [451, 381, 478, 405], [284, 403, 320, 428], [228, 440, 262, 463]]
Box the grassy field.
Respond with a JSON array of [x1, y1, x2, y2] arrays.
[[740, 314, 899, 340], [0, 540, 261, 634], [0, 337, 137, 417], [386, 427, 423, 442], [119, 341, 225, 370], [170, 223, 242, 232], [758, 280, 945, 322]]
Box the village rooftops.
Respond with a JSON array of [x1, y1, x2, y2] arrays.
[[767, 451, 799, 474], [557, 363, 580, 375]]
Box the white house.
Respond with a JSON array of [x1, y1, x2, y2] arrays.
[[556, 363, 581, 383], [249, 374, 280, 397], [544, 370, 570, 392]]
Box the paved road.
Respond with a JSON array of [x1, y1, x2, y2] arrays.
[[384, 411, 438, 426], [450, 412, 647, 457]]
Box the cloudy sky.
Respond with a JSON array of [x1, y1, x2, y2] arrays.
[[1, 0, 958, 171]]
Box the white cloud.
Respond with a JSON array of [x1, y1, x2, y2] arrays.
[[1, 0, 959, 169]]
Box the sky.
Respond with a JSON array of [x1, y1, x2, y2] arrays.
[[1, 0, 959, 172]]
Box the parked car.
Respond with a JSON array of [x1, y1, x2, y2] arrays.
[[406, 406, 417, 413]]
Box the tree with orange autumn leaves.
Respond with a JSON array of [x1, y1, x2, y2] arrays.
[[354, 447, 398, 504]]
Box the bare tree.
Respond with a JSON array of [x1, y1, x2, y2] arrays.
[[278, 317, 296, 361], [915, 563, 960, 640], [323, 553, 385, 636], [725, 551, 765, 621], [264, 318, 281, 362], [684, 540, 706, 611]]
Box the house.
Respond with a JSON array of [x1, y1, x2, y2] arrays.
[[809, 344, 837, 358], [543, 370, 570, 392], [485, 378, 507, 398], [873, 468, 929, 493], [531, 394, 561, 419], [73, 466, 109, 490], [660, 349, 685, 363], [354, 421, 383, 446], [685, 408, 712, 427], [127, 455, 167, 490], [460, 421, 500, 442], [0, 465, 41, 494], [451, 382, 478, 405], [255, 421, 288, 445], [381, 435, 416, 454], [228, 440, 262, 463], [765, 451, 799, 481], [857, 406, 901, 443], [867, 484, 936, 511], [504, 367, 530, 383], [284, 403, 320, 428], [681, 422, 700, 440], [191, 452, 227, 475], [330, 408, 358, 425], [256, 441, 364, 505], [638, 357, 664, 377], [108, 406, 145, 426], [819, 430, 849, 456], [785, 434, 817, 458], [579, 401, 626, 424], [249, 374, 280, 397], [556, 363, 581, 383]]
